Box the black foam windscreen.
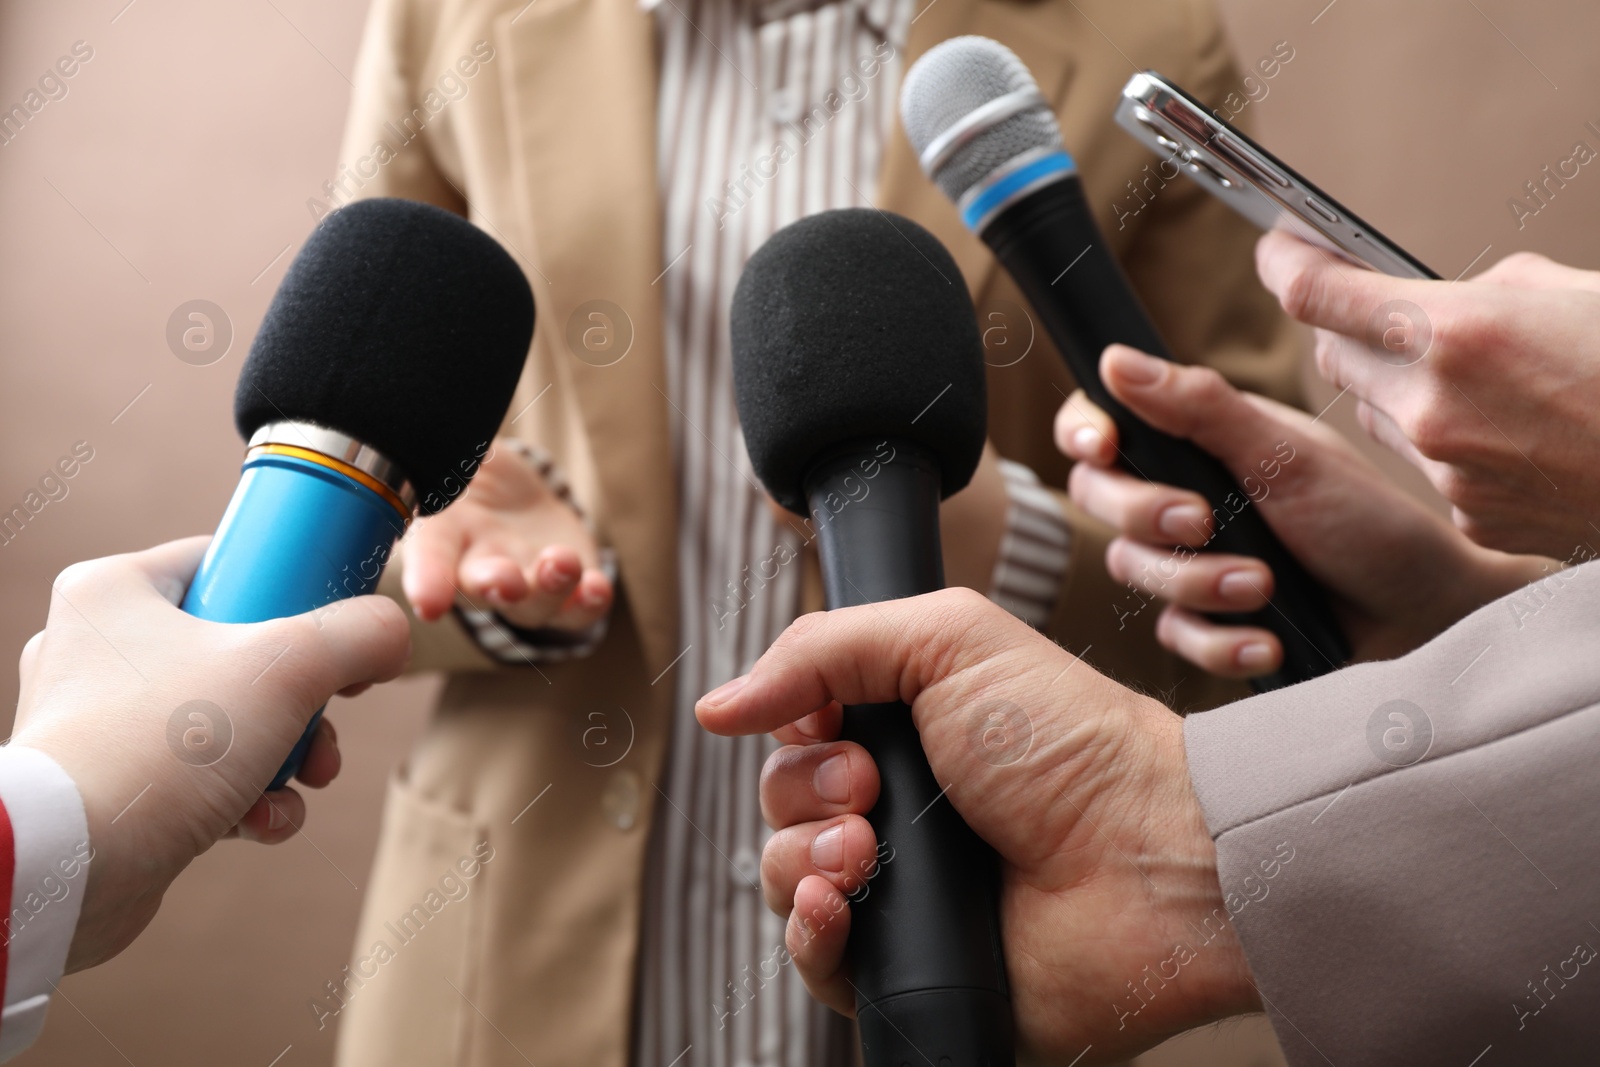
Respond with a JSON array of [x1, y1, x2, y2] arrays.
[[234, 198, 535, 514], [731, 208, 986, 514]]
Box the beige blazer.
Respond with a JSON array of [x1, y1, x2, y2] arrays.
[[328, 0, 1302, 1062]]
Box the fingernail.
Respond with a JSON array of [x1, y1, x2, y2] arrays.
[[1218, 570, 1260, 603], [703, 674, 749, 706], [1158, 504, 1210, 540], [540, 559, 574, 591], [813, 755, 851, 804], [1071, 427, 1102, 456], [1114, 347, 1164, 385], [811, 823, 845, 872], [1238, 642, 1276, 672], [266, 803, 287, 831]]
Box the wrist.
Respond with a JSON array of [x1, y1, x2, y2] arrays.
[[1453, 543, 1553, 620], [12, 731, 173, 973], [1370, 525, 1552, 660], [1141, 708, 1261, 1027], [0, 744, 101, 981]]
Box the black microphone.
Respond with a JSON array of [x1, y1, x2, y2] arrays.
[[732, 208, 1013, 1067], [900, 37, 1347, 691], [185, 198, 534, 787]]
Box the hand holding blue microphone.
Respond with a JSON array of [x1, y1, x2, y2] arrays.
[[183, 198, 535, 789]]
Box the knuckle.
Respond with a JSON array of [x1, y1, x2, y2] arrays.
[[1430, 465, 1477, 507], [937, 585, 994, 619], [1428, 305, 1492, 363], [758, 747, 802, 816], [1167, 562, 1209, 606], [1184, 364, 1230, 401], [1312, 331, 1340, 380], [1400, 399, 1457, 460], [1492, 251, 1547, 283], [17, 631, 43, 676], [1066, 461, 1094, 506], [1168, 365, 1228, 439], [923, 588, 1004, 672], [782, 609, 831, 648], [1102, 484, 1139, 532], [759, 838, 791, 903], [50, 559, 101, 601]]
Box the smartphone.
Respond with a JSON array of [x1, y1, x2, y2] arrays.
[[1115, 70, 1440, 280]]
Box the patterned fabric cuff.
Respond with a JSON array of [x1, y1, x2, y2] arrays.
[[989, 459, 1071, 629], [454, 440, 615, 666]]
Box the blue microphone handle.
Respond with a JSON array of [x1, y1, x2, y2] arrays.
[[180, 452, 408, 790]]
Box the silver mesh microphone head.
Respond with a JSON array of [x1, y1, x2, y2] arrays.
[[900, 36, 1065, 203]]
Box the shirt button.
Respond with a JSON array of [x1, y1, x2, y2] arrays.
[[601, 770, 640, 831], [767, 87, 801, 125], [731, 846, 762, 887]]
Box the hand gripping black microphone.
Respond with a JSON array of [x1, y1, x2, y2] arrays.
[[732, 208, 1013, 1067], [900, 37, 1347, 691]]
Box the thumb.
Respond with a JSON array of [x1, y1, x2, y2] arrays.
[[1099, 345, 1300, 477], [1255, 228, 1435, 333], [696, 588, 1029, 738], [267, 594, 411, 710]]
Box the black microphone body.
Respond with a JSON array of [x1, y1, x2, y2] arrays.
[[982, 175, 1347, 688], [806, 443, 1013, 1065], [732, 208, 1013, 1066]]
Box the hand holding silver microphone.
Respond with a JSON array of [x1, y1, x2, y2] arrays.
[[900, 38, 1350, 690]]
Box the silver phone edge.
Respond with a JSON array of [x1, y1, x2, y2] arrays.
[[1113, 71, 1435, 281]]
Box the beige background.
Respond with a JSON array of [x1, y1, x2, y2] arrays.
[[0, 1, 1595, 1064]]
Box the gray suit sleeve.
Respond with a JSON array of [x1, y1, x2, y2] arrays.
[[1184, 561, 1600, 1066]]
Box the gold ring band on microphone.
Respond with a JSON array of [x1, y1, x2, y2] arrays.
[[246, 443, 414, 522]]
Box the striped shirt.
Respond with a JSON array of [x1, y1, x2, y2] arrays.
[[629, 0, 1071, 1062]]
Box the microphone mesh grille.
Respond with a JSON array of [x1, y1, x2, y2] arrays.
[[899, 36, 1063, 203]]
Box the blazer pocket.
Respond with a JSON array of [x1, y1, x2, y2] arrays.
[[333, 767, 492, 1067]]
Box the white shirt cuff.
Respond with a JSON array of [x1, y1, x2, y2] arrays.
[[0, 745, 90, 1061]]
